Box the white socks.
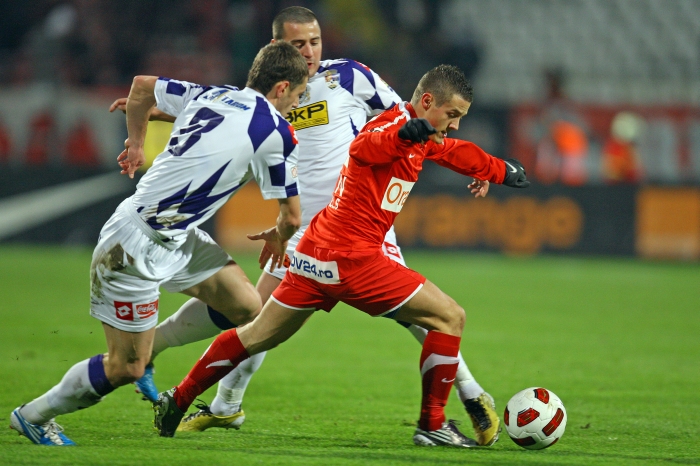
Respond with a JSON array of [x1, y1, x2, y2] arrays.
[[406, 324, 484, 402], [210, 352, 267, 416], [455, 368, 485, 402], [152, 298, 222, 355], [20, 357, 109, 425]]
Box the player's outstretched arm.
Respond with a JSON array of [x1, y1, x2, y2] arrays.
[[428, 138, 530, 189], [247, 196, 301, 270], [109, 97, 176, 123]]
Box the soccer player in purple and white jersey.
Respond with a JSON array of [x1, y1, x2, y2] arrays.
[[147, 7, 499, 446], [9, 41, 307, 446]]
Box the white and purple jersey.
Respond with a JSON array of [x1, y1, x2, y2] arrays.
[[130, 78, 299, 238], [287, 59, 401, 225]]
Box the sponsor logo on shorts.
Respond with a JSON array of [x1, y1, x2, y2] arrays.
[[289, 251, 340, 284], [115, 302, 133, 321], [381, 177, 415, 213], [135, 300, 158, 319], [286, 100, 329, 130], [114, 300, 158, 321]]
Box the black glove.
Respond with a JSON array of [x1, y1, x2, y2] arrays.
[[502, 158, 530, 188], [398, 118, 437, 143]]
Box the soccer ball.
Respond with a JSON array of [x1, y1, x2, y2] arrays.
[[504, 387, 567, 450]]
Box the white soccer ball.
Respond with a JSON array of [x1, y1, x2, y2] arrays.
[[504, 387, 567, 450]]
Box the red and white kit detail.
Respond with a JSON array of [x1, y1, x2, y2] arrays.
[[273, 243, 425, 316], [304, 102, 506, 252], [274, 101, 506, 315]]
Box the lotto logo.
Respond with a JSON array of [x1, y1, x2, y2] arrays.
[[135, 300, 158, 319], [114, 302, 133, 321], [381, 177, 415, 213]]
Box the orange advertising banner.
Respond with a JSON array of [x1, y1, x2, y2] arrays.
[[636, 187, 700, 260]]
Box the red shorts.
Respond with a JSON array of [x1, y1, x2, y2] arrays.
[[272, 241, 425, 317]]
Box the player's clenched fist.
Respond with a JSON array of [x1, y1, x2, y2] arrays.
[[502, 158, 530, 188], [398, 118, 437, 143]]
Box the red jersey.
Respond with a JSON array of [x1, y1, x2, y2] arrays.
[[301, 102, 507, 252]]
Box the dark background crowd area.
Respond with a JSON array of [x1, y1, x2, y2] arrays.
[[1, 0, 699, 187], [0, 0, 482, 100], [0, 0, 698, 257]]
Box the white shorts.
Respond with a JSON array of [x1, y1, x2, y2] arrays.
[[89, 198, 231, 333], [264, 225, 405, 280]]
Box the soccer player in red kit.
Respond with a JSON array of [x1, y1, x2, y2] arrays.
[[153, 65, 530, 447]]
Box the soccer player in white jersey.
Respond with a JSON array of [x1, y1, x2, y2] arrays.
[[8, 41, 308, 446], [146, 6, 498, 446]]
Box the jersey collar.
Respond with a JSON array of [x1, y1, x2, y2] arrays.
[[398, 102, 418, 120], [405, 102, 418, 119]]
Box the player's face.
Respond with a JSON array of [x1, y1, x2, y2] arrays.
[[281, 21, 322, 77], [423, 94, 471, 144], [277, 80, 309, 116]]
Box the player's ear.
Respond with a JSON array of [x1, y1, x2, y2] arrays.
[[276, 81, 291, 98], [420, 93, 433, 111]]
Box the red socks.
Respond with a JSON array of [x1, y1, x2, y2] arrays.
[[171, 327, 459, 431], [172, 328, 250, 412], [418, 331, 461, 431]]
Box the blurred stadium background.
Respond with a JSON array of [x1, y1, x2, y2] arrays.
[[1, 0, 699, 260]]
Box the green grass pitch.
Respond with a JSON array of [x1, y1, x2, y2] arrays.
[[0, 245, 698, 465]]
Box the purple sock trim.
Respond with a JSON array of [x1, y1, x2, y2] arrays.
[[88, 354, 115, 397]]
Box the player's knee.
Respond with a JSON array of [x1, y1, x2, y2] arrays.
[[232, 291, 263, 325], [241, 289, 263, 319], [123, 362, 148, 383], [104, 358, 148, 386], [214, 288, 262, 326], [454, 305, 466, 331], [442, 301, 465, 335]]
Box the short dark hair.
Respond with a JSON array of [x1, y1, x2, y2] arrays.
[[411, 65, 474, 106], [246, 41, 308, 95], [272, 6, 318, 40]]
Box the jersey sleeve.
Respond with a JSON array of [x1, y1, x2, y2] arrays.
[[427, 138, 506, 183], [250, 119, 300, 200], [347, 60, 402, 115], [154, 77, 207, 118]]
